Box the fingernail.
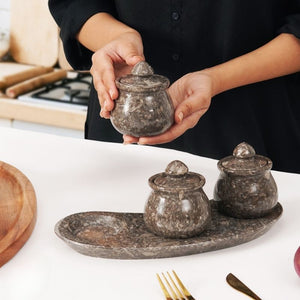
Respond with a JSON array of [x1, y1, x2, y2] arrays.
[[109, 90, 114, 99], [178, 112, 183, 122]]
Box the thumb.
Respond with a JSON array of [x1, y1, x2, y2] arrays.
[[125, 53, 145, 66]]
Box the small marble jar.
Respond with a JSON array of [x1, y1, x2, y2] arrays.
[[214, 142, 278, 218], [110, 61, 174, 137], [144, 160, 211, 238]]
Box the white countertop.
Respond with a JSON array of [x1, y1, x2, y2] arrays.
[[0, 127, 299, 299]]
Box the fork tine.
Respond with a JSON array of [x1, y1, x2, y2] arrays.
[[167, 271, 185, 300], [172, 270, 196, 300], [162, 272, 179, 300], [156, 273, 173, 300]]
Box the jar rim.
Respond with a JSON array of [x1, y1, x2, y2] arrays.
[[217, 154, 273, 175], [148, 171, 205, 192], [115, 74, 169, 92]]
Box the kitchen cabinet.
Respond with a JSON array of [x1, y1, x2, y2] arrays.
[[0, 100, 86, 138], [11, 120, 84, 138], [0, 116, 10, 127], [0, 117, 85, 139]]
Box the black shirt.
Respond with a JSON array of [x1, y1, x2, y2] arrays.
[[49, 0, 300, 173]]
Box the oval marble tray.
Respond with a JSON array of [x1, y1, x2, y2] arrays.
[[55, 201, 282, 259]]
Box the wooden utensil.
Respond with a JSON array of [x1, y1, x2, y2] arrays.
[[0, 161, 37, 268], [6, 69, 67, 98], [0, 66, 54, 90], [10, 0, 59, 67]]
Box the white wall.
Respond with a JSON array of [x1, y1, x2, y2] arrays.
[[0, 0, 10, 29]]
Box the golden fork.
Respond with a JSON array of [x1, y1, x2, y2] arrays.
[[156, 270, 196, 300]]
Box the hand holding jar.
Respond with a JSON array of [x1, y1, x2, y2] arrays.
[[124, 70, 215, 145]]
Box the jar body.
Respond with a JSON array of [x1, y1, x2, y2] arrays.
[[110, 90, 174, 137], [144, 188, 211, 238], [214, 170, 278, 218]]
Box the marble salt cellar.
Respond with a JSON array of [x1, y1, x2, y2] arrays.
[[214, 142, 278, 218], [144, 160, 211, 238]]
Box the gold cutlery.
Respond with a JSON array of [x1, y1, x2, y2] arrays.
[[226, 273, 262, 300], [157, 270, 195, 300]]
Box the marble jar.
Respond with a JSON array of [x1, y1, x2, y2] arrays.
[[110, 61, 174, 137], [214, 142, 278, 218], [144, 160, 211, 238]]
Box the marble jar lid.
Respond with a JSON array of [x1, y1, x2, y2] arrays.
[[148, 160, 205, 192], [116, 61, 169, 92], [217, 142, 273, 175]]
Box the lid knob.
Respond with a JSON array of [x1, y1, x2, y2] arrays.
[[165, 160, 189, 176], [233, 142, 256, 159], [131, 61, 154, 76]]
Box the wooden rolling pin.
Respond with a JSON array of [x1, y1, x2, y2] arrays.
[[6, 70, 67, 98], [0, 66, 54, 90]]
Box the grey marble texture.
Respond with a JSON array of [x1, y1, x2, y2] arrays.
[[110, 61, 174, 137], [144, 160, 211, 238], [214, 142, 278, 218], [54, 201, 283, 259]]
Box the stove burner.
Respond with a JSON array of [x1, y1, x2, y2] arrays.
[[30, 73, 92, 106], [64, 89, 90, 104]]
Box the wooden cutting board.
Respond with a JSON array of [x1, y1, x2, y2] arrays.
[[0, 161, 37, 268], [10, 0, 59, 67]]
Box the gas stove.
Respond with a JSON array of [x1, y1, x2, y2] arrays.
[[18, 72, 92, 111]]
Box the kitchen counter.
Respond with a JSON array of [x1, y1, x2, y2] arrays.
[[0, 127, 299, 299], [0, 96, 86, 130], [0, 62, 86, 131]]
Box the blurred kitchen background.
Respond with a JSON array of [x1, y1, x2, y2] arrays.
[[0, 0, 10, 61], [0, 0, 9, 23], [0, 0, 90, 138]]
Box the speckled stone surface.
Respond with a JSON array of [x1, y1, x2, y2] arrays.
[[214, 142, 278, 218], [144, 160, 211, 238], [54, 200, 283, 260], [110, 61, 174, 137]]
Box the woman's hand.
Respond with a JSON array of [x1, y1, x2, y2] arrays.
[[123, 70, 218, 145], [90, 31, 144, 119]]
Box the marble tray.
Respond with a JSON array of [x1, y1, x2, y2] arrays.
[[54, 201, 282, 259]]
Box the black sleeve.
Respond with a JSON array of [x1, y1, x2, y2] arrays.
[[48, 0, 116, 70], [278, 1, 300, 39]]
